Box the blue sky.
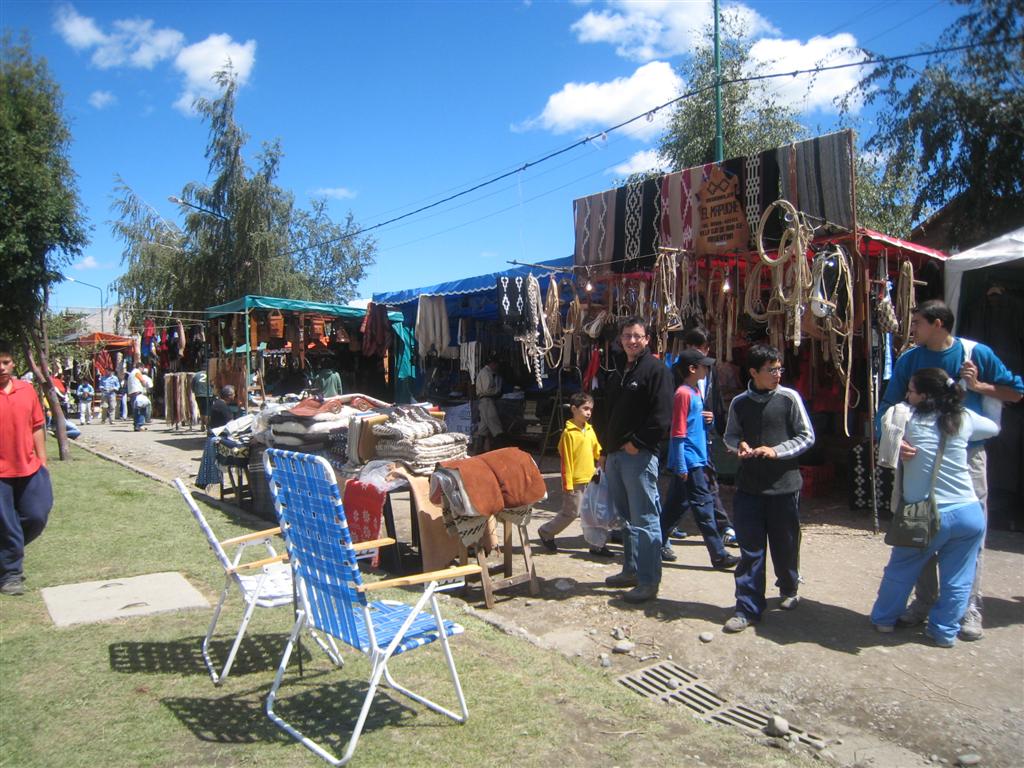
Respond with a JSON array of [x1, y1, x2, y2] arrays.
[[3, 0, 962, 315]]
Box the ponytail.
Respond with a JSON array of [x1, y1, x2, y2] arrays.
[[910, 368, 964, 436]]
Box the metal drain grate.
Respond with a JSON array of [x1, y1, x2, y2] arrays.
[[617, 661, 827, 749]]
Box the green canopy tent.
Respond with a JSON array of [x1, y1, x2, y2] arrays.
[[205, 295, 415, 403]]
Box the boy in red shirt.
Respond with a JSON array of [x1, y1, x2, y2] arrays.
[[0, 341, 53, 596]]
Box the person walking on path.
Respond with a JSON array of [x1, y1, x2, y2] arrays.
[[875, 300, 1023, 640], [871, 368, 998, 647], [0, 340, 54, 596], [600, 317, 674, 604], [75, 378, 94, 425], [538, 392, 606, 556], [659, 348, 740, 570], [98, 370, 119, 424], [679, 327, 737, 547], [722, 344, 815, 633], [126, 364, 153, 432]]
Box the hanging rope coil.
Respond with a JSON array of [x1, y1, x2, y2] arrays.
[[756, 198, 814, 351], [893, 259, 916, 355], [809, 244, 857, 435]]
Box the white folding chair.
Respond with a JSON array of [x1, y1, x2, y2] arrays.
[[262, 449, 481, 767], [173, 478, 338, 685]]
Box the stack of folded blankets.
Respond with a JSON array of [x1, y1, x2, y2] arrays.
[[371, 405, 468, 475], [269, 397, 351, 450], [429, 447, 547, 545]]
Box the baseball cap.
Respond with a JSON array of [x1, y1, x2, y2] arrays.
[[677, 348, 715, 369]]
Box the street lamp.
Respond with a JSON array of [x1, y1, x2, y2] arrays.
[[66, 276, 105, 332], [168, 195, 229, 221]]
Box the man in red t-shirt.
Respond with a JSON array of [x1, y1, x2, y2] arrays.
[[0, 341, 53, 596]]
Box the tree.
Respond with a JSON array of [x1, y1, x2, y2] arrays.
[[0, 33, 89, 458], [658, 17, 806, 171], [841, 0, 1024, 248], [114, 68, 375, 322]]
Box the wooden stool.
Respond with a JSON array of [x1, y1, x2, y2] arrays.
[[459, 517, 538, 608]]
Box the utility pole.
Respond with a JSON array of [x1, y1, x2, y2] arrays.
[[713, 0, 724, 162]]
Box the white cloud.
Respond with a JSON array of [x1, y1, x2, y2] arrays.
[[88, 90, 116, 109], [53, 4, 106, 50], [74, 255, 100, 269], [572, 1, 777, 62], [518, 61, 682, 141], [312, 187, 357, 200], [54, 4, 183, 69], [173, 34, 257, 114], [52, 5, 256, 116], [610, 149, 669, 176], [747, 33, 866, 113]]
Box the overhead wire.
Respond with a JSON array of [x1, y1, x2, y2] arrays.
[[279, 35, 1018, 259]]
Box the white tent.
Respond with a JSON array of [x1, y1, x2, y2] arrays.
[[944, 226, 1024, 332]]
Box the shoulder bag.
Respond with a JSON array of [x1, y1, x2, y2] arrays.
[[884, 431, 946, 548]]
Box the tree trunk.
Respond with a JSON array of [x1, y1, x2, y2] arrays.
[[22, 310, 71, 460]]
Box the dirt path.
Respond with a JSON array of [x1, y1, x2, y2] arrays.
[[71, 419, 1024, 767]]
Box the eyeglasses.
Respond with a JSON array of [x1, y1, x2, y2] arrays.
[[767, 367, 784, 375], [621, 333, 647, 341]]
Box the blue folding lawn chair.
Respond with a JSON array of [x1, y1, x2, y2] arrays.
[[262, 449, 481, 767]]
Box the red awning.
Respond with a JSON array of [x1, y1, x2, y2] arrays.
[[71, 332, 135, 350], [858, 228, 948, 263]]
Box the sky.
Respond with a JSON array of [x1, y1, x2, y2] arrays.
[[3, 0, 963, 316]]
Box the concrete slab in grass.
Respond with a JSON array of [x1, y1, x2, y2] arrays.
[[41, 572, 209, 628]]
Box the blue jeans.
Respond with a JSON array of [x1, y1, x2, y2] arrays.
[[605, 449, 662, 586], [0, 467, 53, 582], [660, 467, 728, 563], [870, 501, 985, 643], [132, 396, 150, 430], [732, 490, 801, 620]]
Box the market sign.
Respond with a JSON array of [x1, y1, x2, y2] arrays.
[[695, 165, 750, 254]]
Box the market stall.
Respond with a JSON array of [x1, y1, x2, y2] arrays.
[[204, 294, 415, 407]]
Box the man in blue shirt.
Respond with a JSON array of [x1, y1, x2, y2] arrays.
[[876, 299, 1024, 640], [98, 372, 119, 424]]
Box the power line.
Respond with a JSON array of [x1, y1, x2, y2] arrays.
[[281, 35, 1017, 258]]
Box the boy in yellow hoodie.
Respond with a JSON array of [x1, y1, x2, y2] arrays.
[[538, 392, 607, 555]]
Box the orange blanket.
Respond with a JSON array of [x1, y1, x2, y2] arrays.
[[436, 448, 544, 515]]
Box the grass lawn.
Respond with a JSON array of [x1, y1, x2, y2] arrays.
[[0, 440, 815, 767]]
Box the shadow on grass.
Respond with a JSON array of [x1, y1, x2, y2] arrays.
[[109, 633, 310, 676], [163, 678, 416, 748]]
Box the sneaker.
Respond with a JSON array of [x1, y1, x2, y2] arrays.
[[623, 583, 659, 603], [671, 527, 689, 539], [779, 595, 800, 610], [660, 544, 678, 562], [712, 553, 740, 570], [897, 598, 930, 627], [873, 623, 895, 634], [0, 576, 25, 596], [958, 605, 984, 641], [924, 627, 954, 648], [588, 546, 614, 557], [722, 528, 738, 548], [537, 535, 557, 553], [605, 571, 639, 588], [724, 614, 751, 633]]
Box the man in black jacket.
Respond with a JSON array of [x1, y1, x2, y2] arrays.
[[600, 317, 674, 603]]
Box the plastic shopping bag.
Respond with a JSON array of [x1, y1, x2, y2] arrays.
[[580, 472, 620, 547]]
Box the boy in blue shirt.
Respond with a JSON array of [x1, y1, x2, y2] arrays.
[[75, 379, 94, 425], [876, 300, 1023, 640], [660, 349, 739, 570]]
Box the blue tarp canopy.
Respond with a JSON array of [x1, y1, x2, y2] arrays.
[[372, 257, 573, 307], [206, 294, 403, 322]]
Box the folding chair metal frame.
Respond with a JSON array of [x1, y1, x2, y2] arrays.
[[262, 449, 481, 767], [173, 478, 341, 685]]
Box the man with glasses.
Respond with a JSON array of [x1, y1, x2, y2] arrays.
[[599, 317, 674, 603], [722, 344, 815, 633]]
